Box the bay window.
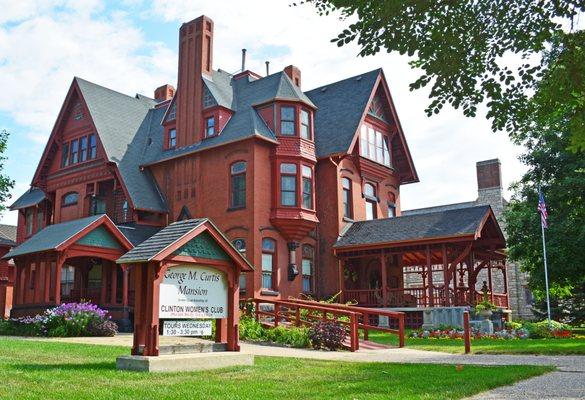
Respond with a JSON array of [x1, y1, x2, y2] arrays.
[[280, 163, 297, 206], [342, 177, 353, 219], [359, 124, 391, 167], [230, 161, 246, 208], [262, 238, 276, 290], [280, 106, 295, 135], [301, 165, 313, 209], [364, 183, 377, 220]]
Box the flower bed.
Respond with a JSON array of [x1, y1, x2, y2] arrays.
[[0, 302, 117, 337]]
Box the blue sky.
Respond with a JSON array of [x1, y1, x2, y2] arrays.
[[0, 0, 527, 225]]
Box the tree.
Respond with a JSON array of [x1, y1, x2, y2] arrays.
[[0, 130, 14, 213], [301, 0, 585, 150]]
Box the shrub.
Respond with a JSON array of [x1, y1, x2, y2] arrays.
[[524, 320, 572, 339], [308, 321, 346, 351], [86, 319, 118, 337], [239, 315, 265, 341], [238, 315, 311, 348]]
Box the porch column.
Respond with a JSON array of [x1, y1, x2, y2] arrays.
[[487, 259, 494, 303], [54, 256, 64, 305], [442, 245, 449, 306], [380, 253, 388, 307], [426, 246, 434, 307], [100, 262, 108, 305], [110, 262, 118, 306], [121, 265, 129, 307], [421, 253, 427, 307], [337, 259, 345, 301], [43, 257, 51, 303], [34, 256, 43, 304]]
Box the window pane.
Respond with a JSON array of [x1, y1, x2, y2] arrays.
[[300, 124, 310, 139], [70, 139, 79, 163], [342, 177, 350, 190], [281, 121, 295, 135], [366, 201, 375, 220], [368, 128, 376, 159], [302, 165, 312, 178], [262, 238, 275, 251], [281, 191, 296, 206], [61, 143, 69, 167], [281, 106, 294, 121], [301, 110, 309, 125], [360, 125, 368, 157], [343, 190, 351, 218], [89, 134, 97, 159], [383, 137, 391, 167], [302, 259, 312, 275], [364, 183, 375, 197], [303, 277, 311, 293], [231, 174, 246, 208], [239, 273, 247, 289], [231, 161, 246, 174], [80, 136, 88, 162], [232, 239, 246, 252], [262, 274, 272, 289], [388, 204, 396, 218], [261, 254, 273, 271], [281, 175, 296, 191], [302, 177, 312, 209], [280, 163, 297, 174]]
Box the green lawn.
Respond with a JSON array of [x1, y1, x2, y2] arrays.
[[366, 331, 585, 355], [0, 338, 552, 400]]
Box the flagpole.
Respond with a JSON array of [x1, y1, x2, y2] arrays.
[[540, 214, 552, 324]]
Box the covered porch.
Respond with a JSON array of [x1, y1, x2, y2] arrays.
[[333, 205, 509, 310], [3, 215, 142, 328]]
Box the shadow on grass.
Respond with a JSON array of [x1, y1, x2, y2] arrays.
[[10, 361, 116, 372]]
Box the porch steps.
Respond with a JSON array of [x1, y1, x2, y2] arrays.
[[158, 342, 227, 355]]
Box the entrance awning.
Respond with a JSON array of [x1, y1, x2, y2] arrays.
[[3, 214, 133, 260]]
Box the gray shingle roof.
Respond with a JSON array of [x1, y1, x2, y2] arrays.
[[116, 223, 163, 247], [3, 214, 105, 259], [0, 224, 16, 247], [75, 77, 167, 212], [305, 69, 381, 158], [402, 201, 478, 216], [334, 205, 491, 249], [9, 187, 46, 210], [117, 218, 207, 263]]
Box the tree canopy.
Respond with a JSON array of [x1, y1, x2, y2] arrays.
[[301, 0, 585, 150], [0, 130, 14, 213]]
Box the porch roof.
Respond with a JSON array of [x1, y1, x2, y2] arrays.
[[334, 205, 504, 251], [3, 214, 132, 259], [9, 187, 46, 210]]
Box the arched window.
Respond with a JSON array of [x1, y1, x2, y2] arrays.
[[302, 245, 314, 293], [363, 183, 377, 220], [387, 192, 396, 218], [261, 238, 276, 290], [230, 161, 246, 208], [62, 192, 79, 207], [342, 178, 353, 219]]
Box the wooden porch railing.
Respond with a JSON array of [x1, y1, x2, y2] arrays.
[[341, 287, 509, 309]]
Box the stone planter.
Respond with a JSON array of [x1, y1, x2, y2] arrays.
[[479, 309, 493, 320]]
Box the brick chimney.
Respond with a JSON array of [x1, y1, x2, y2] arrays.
[[176, 15, 214, 147], [476, 159, 505, 223], [284, 65, 301, 88], [154, 84, 175, 102]]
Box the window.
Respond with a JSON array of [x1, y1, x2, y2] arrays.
[[280, 163, 297, 206], [230, 161, 246, 208], [280, 106, 295, 135], [88, 134, 97, 159], [233, 239, 247, 290], [301, 165, 313, 209], [122, 201, 129, 221], [62, 192, 79, 207], [300, 109, 311, 139], [61, 266, 75, 297], [387, 202, 396, 218], [205, 116, 215, 137], [90, 196, 106, 215], [302, 245, 314, 293], [342, 177, 353, 219], [79, 136, 88, 162], [359, 125, 391, 167], [364, 183, 377, 220], [70, 139, 79, 164], [262, 238, 276, 290], [61, 142, 70, 167], [25, 209, 34, 236], [36, 209, 44, 232], [168, 128, 177, 148]]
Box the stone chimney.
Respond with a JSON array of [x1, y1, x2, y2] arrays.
[[176, 15, 214, 147], [154, 84, 175, 102], [284, 65, 301, 88], [476, 159, 505, 223]]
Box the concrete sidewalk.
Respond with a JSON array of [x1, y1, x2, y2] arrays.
[[16, 334, 585, 399]]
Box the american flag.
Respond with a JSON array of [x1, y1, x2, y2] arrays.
[[538, 189, 548, 228]]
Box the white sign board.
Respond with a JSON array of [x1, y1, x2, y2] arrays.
[[160, 265, 228, 319], [163, 320, 212, 336]]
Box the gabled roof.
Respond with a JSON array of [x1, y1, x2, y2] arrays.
[[75, 78, 168, 213], [9, 187, 46, 210], [305, 69, 381, 158], [334, 205, 502, 250], [117, 218, 254, 271], [116, 223, 163, 247], [402, 201, 478, 216], [3, 214, 132, 259]]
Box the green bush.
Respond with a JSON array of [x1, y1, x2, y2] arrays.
[[524, 320, 571, 339], [238, 315, 311, 348]]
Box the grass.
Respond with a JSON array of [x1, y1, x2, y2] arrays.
[[366, 331, 585, 355], [0, 338, 552, 400]]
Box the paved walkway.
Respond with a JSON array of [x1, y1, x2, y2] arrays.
[[15, 334, 585, 399]]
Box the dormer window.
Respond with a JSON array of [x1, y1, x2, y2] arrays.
[[359, 125, 391, 167], [280, 106, 295, 135], [168, 128, 177, 148], [300, 109, 311, 140], [205, 116, 215, 137], [70, 139, 79, 164], [61, 133, 97, 168]]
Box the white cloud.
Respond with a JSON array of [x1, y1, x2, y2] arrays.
[[0, 0, 527, 225]]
